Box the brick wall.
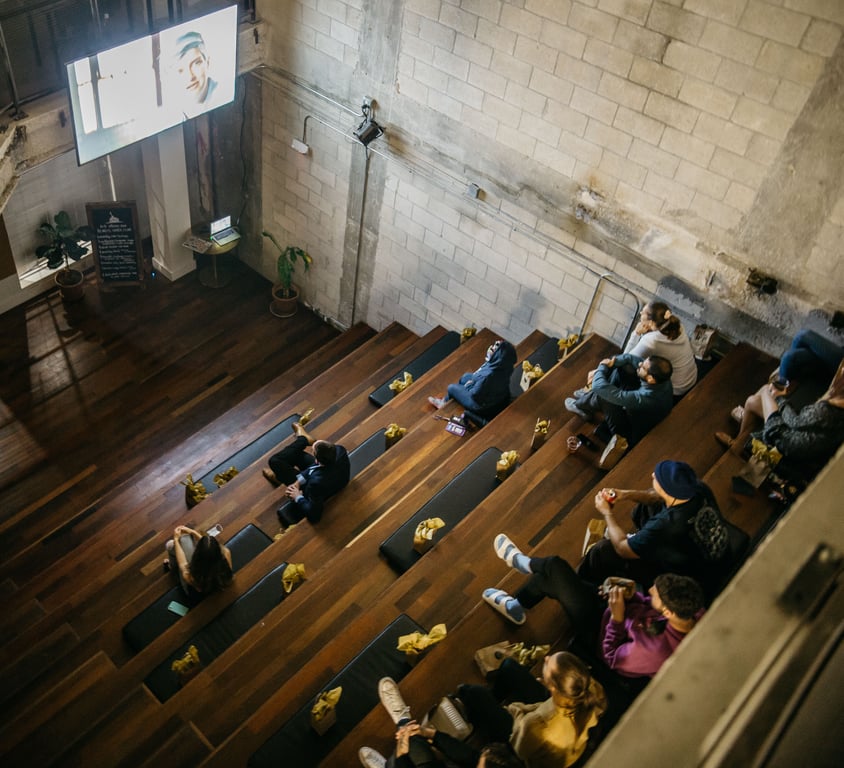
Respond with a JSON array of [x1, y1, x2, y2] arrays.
[[258, 1, 844, 348]]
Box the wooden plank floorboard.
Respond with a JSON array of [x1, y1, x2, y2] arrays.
[[0, 330, 550, 761], [0, 326, 421, 701]]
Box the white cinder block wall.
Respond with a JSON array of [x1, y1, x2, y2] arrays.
[[258, 0, 844, 350]]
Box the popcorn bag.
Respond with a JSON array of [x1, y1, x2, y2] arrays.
[[413, 517, 445, 554], [530, 418, 550, 451], [310, 686, 342, 735], [496, 450, 519, 482]]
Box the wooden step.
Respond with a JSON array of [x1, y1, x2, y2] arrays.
[[14, 329, 551, 764], [0, 325, 421, 712], [321, 342, 779, 765], [188, 334, 616, 764]]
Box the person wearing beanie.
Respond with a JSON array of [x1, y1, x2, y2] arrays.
[[576, 460, 720, 590], [483, 534, 706, 680]]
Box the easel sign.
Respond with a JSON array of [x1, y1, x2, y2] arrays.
[[86, 202, 144, 287]]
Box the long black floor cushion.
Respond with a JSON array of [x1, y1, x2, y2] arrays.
[[278, 428, 393, 525], [195, 414, 300, 494], [122, 524, 272, 653], [248, 613, 425, 768], [145, 561, 290, 702], [380, 447, 514, 574], [369, 331, 461, 407]]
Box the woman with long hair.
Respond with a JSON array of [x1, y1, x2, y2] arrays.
[[716, 359, 844, 481], [165, 525, 233, 599], [623, 301, 697, 396], [459, 651, 607, 768]]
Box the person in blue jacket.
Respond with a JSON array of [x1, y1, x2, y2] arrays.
[[428, 339, 518, 417], [565, 354, 673, 446]]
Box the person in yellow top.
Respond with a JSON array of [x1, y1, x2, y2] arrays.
[[459, 651, 607, 768]]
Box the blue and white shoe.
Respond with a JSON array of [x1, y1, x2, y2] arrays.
[[494, 534, 531, 574], [483, 588, 526, 625]]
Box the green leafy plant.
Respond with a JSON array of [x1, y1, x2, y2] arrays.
[[35, 210, 93, 272], [262, 231, 312, 298]]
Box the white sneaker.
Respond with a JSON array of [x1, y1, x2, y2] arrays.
[[378, 676, 411, 724], [359, 746, 387, 768]]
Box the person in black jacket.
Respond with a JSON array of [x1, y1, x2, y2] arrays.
[[264, 422, 350, 525], [358, 676, 523, 768]]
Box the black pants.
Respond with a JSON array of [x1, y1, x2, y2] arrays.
[[515, 556, 605, 657], [458, 658, 548, 743], [268, 435, 313, 484], [576, 503, 663, 588]]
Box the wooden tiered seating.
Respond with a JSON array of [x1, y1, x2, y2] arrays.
[[0, 324, 552, 764], [0, 323, 420, 741], [0, 324, 786, 768], [322, 343, 781, 765]]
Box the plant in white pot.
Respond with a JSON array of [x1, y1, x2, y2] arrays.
[[262, 231, 312, 318], [36, 210, 93, 302]]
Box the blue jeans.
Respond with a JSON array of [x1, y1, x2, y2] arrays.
[[779, 330, 843, 383]]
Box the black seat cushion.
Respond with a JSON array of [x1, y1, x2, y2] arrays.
[[368, 331, 461, 407], [248, 613, 425, 768], [145, 561, 290, 701], [122, 523, 272, 653], [196, 414, 300, 493], [380, 448, 510, 573]]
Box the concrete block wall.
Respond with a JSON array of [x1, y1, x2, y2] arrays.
[[370, 161, 641, 344], [260, 86, 352, 316], [257, 0, 844, 349]]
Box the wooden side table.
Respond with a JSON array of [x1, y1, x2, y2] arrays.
[[183, 229, 240, 288]]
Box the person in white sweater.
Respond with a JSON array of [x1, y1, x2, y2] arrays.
[[622, 302, 697, 396]]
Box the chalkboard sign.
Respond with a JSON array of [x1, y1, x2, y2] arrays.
[[86, 202, 143, 286]]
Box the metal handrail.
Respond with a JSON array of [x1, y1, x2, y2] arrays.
[[578, 273, 641, 350]]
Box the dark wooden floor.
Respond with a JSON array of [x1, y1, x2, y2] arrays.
[[0, 262, 783, 766], [0, 262, 341, 582]]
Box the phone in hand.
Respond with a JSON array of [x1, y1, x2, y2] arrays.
[[167, 600, 189, 617], [598, 577, 636, 599]]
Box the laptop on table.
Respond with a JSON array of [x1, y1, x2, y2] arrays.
[[209, 215, 241, 246]]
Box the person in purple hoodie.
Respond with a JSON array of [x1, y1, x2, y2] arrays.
[[482, 534, 705, 679]]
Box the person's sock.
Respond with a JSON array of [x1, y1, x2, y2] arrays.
[[482, 588, 526, 625], [494, 533, 532, 574]]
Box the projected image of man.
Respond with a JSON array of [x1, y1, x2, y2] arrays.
[[174, 31, 217, 110]]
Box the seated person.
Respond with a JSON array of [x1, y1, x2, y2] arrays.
[[482, 534, 705, 680], [165, 525, 232, 600], [360, 677, 523, 767], [622, 302, 697, 396], [777, 328, 843, 392], [457, 652, 606, 768], [428, 339, 517, 418], [716, 359, 844, 481], [264, 421, 350, 525], [576, 460, 719, 592], [565, 355, 674, 446]]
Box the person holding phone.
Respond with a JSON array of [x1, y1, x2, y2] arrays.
[[715, 358, 844, 480], [482, 534, 705, 679], [165, 525, 232, 599]]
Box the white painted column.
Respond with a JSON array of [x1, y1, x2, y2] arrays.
[[141, 125, 194, 281]]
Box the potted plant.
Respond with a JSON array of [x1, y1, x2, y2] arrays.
[[262, 230, 312, 318], [36, 210, 93, 302]]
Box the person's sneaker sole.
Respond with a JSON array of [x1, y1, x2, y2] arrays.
[[377, 676, 410, 724], [358, 746, 387, 768], [564, 397, 592, 420]]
